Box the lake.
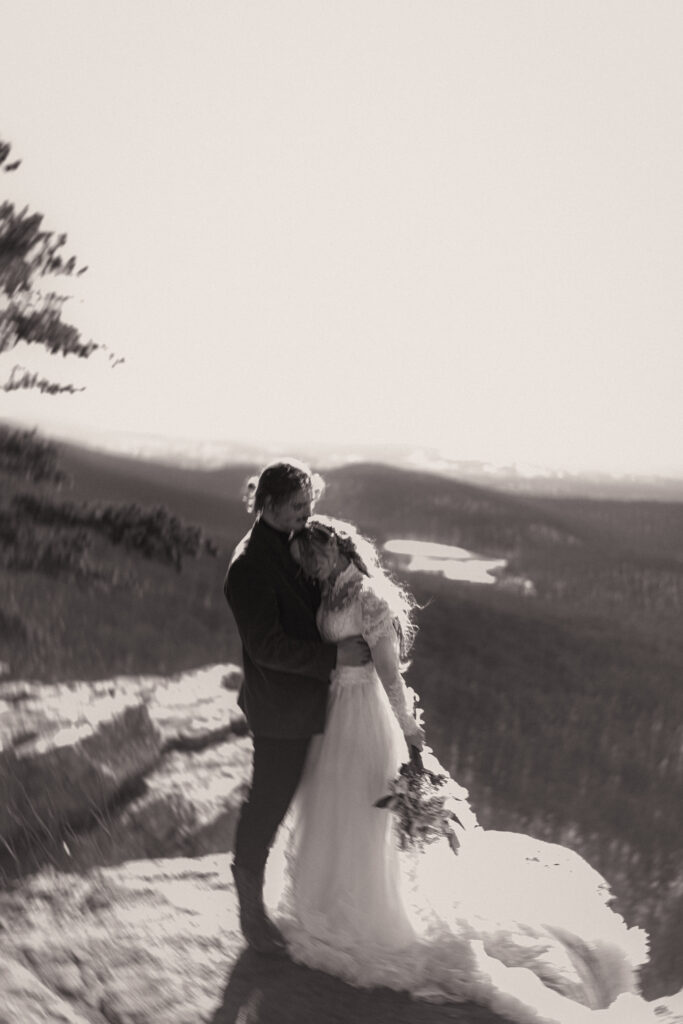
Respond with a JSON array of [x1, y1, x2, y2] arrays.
[[384, 538, 508, 585]]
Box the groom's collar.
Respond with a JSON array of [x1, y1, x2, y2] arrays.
[[251, 517, 294, 563], [255, 516, 291, 546], [251, 517, 313, 587]]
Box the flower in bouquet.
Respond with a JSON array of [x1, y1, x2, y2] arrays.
[[374, 746, 468, 853]]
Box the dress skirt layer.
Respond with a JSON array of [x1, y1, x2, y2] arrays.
[[265, 666, 663, 1024]]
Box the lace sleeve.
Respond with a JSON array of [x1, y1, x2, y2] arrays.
[[359, 587, 395, 646], [360, 586, 416, 731]]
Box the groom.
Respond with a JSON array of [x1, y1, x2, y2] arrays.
[[224, 458, 370, 953]]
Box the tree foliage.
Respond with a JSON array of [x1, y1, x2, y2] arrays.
[[10, 493, 218, 572], [0, 427, 218, 582], [0, 424, 67, 483], [0, 139, 116, 393]]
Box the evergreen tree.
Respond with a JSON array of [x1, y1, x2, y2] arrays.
[[0, 139, 120, 393]]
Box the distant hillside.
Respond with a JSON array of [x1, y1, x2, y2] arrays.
[[7, 439, 683, 660], [44, 443, 683, 648], [0, 433, 241, 682], [21, 423, 683, 500], [59, 444, 683, 565], [322, 461, 596, 550], [56, 441, 253, 544]]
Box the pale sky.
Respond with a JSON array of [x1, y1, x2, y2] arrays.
[[2, 0, 682, 475]]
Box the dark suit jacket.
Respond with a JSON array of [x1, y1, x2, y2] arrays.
[[224, 518, 337, 738]]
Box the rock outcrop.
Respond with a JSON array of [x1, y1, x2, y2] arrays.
[[0, 853, 514, 1024], [0, 690, 162, 863], [1, 665, 680, 1024], [0, 664, 511, 1023], [0, 666, 247, 874]]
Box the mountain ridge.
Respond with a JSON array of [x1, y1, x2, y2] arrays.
[[6, 417, 683, 500]]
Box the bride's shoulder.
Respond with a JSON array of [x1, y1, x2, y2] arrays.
[[358, 578, 394, 637]]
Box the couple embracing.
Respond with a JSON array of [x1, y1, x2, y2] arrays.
[[224, 458, 672, 1024]]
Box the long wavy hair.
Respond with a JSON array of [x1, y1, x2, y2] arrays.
[[293, 514, 418, 659]]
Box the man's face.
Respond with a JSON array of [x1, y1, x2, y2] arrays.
[[266, 486, 313, 534]]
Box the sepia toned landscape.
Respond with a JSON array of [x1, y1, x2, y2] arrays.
[[2, 425, 682, 1012]]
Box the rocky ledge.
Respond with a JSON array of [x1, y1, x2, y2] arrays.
[[0, 664, 514, 1024]]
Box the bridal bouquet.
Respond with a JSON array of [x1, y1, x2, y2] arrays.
[[374, 746, 467, 854]]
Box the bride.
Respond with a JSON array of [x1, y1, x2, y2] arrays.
[[264, 515, 680, 1024]]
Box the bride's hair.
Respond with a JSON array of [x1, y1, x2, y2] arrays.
[[294, 514, 418, 658], [241, 458, 325, 515]]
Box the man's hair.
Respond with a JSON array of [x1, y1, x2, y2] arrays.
[[242, 458, 324, 514]]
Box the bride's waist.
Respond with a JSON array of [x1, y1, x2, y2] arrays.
[[330, 665, 376, 687]]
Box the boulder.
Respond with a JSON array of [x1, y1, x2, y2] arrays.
[[0, 696, 161, 860], [0, 665, 247, 874], [57, 736, 252, 870], [0, 663, 246, 756], [144, 663, 247, 750]]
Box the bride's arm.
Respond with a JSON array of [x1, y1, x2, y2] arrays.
[[372, 635, 425, 748], [360, 589, 425, 748]]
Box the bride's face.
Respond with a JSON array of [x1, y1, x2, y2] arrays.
[[310, 541, 338, 581], [291, 537, 338, 581]]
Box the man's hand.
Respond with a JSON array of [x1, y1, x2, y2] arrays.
[[337, 636, 372, 667], [403, 720, 425, 750]]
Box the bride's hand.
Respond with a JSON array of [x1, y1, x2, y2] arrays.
[[403, 720, 425, 750]]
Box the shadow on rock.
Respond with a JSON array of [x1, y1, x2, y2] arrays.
[[210, 949, 500, 1024]]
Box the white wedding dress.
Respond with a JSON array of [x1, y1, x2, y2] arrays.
[[265, 563, 681, 1024]]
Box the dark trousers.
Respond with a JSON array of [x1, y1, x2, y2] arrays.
[[233, 735, 311, 877]]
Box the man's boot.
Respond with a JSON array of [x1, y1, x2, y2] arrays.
[[231, 863, 286, 955]]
